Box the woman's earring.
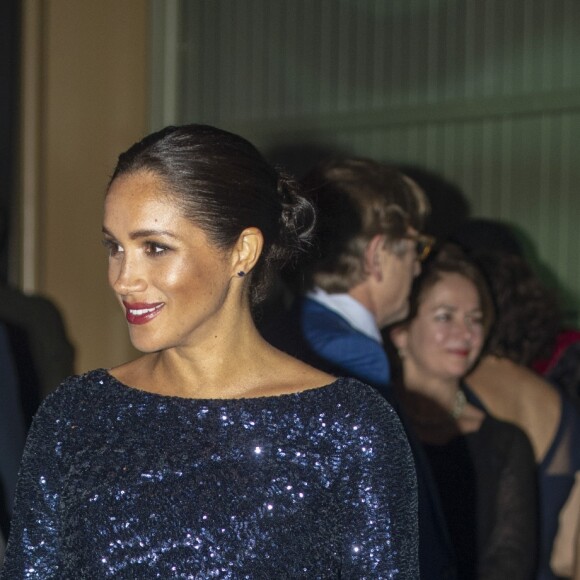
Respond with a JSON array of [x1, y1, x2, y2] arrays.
[[397, 348, 406, 359], [237, 271, 246, 278]]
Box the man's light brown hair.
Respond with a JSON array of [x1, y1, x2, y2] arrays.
[[301, 158, 429, 293]]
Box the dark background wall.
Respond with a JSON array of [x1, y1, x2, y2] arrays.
[[0, 0, 21, 284]]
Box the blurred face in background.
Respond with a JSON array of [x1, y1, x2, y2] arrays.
[[392, 272, 485, 383]]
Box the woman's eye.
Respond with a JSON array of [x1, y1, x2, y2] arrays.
[[145, 242, 169, 256], [434, 312, 451, 322], [102, 239, 122, 257]]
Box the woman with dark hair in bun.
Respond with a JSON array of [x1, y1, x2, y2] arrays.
[[1, 125, 418, 578]]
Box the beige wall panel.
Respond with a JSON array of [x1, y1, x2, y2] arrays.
[[40, 0, 147, 374]]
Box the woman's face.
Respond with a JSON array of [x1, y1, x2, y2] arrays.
[[393, 272, 485, 383], [103, 171, 235, 353]]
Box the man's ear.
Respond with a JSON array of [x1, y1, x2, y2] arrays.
[[231, 227, 264, 276], [364, 234, 387, 281]]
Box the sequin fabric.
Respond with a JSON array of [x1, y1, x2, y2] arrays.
[[1, 369, 418, 579]]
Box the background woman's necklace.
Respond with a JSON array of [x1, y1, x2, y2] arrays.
[[450, 389, 467, 419], [407, 389, 467, 428]]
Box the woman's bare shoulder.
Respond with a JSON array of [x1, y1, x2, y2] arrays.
[[469, 355, 560, 405], [468, 355, 561, 460]]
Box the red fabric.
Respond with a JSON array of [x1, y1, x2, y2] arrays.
[[532, 329, 580, 374]]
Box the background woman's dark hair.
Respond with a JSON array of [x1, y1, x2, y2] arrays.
[[109, 124, 315, 305], [473, 252, 561, 365]]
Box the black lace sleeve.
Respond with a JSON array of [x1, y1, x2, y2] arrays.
[[476, 418, 538, 579]]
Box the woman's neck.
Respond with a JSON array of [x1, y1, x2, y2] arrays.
[[401, 367, 461, 413], [398, 367, 484, 442], [111, 307, 335, 400], [114, 303, 273, 397]]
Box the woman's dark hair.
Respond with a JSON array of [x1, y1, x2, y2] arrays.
[[109, 124, 315, 305], [474, 252, 561, 365], [403, 243, 495, 337]]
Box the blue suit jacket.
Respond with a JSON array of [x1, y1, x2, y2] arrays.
[[264, 297, 458, 579], [299, 298, 391, 395]]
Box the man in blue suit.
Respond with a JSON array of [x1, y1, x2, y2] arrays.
[[265, 158, 457, 579], [271, 158, 430, 394]]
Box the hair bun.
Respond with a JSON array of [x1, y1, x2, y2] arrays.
[[273, 169, 316, 261]]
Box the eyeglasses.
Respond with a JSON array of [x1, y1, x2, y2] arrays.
[[408, 234, 435, 262]]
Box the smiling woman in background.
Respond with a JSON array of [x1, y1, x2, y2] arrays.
[[390, 244, 538, 579], [1, 124, 418, 578]]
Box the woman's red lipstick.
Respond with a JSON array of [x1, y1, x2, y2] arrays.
[[123, 301, 164, 325], [449, 348, 470, 357]]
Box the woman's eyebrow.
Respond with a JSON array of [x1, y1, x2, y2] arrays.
[[128, 229, 179, 240], [432, 303, 456, 310], [101, 226, 178, 240]]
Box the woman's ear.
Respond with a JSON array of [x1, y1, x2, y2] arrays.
[[231, 227, 264, 276], [364, 234, 387, 280], [389, 325, 408, 352]]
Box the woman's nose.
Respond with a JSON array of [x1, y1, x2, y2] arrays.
[[110, 257, 147, 295], [452, 319, 473, 340]]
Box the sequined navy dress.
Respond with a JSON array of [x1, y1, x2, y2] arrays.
[[1, 369, 418, 579]]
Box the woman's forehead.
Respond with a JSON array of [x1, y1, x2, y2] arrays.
[[421, 273, 480, 307]]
